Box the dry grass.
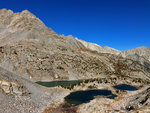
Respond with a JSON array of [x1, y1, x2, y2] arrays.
[[43, 103, 57, 113], [77, 48, 89, 52], [43, 102, 78, 113]]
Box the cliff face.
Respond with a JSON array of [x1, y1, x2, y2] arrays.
[[0, 9, 149, 113]]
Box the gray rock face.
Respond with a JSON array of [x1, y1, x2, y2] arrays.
[[0, 8, 58, 46], [60, 35, 85, 50], [0, 8, 47, 32]]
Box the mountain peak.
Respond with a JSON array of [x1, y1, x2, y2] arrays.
[[21, 9, 31, 14], [0, 9, 58, 46], [0, 8, 47, 32], [0, 8, 14, 14], [0, 8, 7, 12], [136, 46, 149, 49], [121, 46, 150, 61], [20, 9, 36, 18]]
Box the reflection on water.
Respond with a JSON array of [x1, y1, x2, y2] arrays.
[[36, 81, 138, 105], [36, 80, 82, 87], [114, 84, 138, 91], [65, 89, 117, 105]]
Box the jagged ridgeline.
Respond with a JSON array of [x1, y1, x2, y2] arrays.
[[0, 8, 150, 81], [0, 9, 149, 113]]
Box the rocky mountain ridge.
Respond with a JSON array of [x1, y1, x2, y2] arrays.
[[0, 9, 149, 113], [75, 38, 121, 55], [0, 8, 149, 58], [122, 46, 150, 60]]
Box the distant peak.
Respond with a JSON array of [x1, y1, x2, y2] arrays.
[[0, 8, 13, 14], [0, 8, 7, 12], [0, 8, 48, 32], [137, 46, 149, 49], [21, 9, 32, 14], [0, 9, 36, 18], [0, 8, 32, 15], [103, 46, 120, 52], [20, 9, 36, 18]]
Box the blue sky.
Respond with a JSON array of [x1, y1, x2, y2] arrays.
[[0, 0, 150, 51]]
